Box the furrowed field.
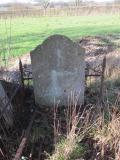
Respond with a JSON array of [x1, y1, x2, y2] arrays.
[[0, 15, 120, 60]]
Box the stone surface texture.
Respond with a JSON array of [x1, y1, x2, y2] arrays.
[[0, 81, 13, 126], [31, 35, 85, 107]]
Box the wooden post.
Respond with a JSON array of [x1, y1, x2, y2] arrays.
[[100, 56, 106, 103]]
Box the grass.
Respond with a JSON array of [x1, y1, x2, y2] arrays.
[[48, 103, 120, 160], [0, 15, 120, 61], [93, 108, 120, 159], [47, 93, 93, 160], [47, 137, 87, 160]]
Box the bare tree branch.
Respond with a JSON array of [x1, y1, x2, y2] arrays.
[[33, 0, 50, 10]]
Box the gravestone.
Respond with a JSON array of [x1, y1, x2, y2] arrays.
[[0, 81, 13, 126], [31, 35, 85, 106]]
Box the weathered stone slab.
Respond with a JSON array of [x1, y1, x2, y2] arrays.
[[0, 82, 13, 126], [31, 35, 85, 106]]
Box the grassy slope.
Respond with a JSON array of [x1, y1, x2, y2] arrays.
[[0, 15, 120, 59]]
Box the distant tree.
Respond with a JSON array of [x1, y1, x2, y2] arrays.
[[9, 3, 30, 11], [114, 0, 120, 4], [75, 0, 83, 7], [33, 0, 50, 10]]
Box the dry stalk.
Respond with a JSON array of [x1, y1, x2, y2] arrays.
[[49, 92, 93, 160], [94, 107, 120, 159]]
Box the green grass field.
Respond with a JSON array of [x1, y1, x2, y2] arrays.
[[0, 15, 120, 60]]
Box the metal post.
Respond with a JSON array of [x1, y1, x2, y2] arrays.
[[100, 56, 106, 103], [19, 59, 24, 90]]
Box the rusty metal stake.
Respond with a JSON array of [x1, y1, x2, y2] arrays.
[[19, 59, 24, 91], [100, 56, 106, 103]]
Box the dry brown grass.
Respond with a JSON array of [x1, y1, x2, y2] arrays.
[[48, 99, 120, 160], [93, 106, 120, 160], [47, 93, 94, 160]]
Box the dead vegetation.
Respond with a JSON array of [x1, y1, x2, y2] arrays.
[[0, 35, 120, 159], [47, 35, 120, 160], [48, 102, 120, 160]]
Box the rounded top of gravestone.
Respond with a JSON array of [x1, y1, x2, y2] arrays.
[[31, 34, 85, 55], [43, 34, 72, 44]]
